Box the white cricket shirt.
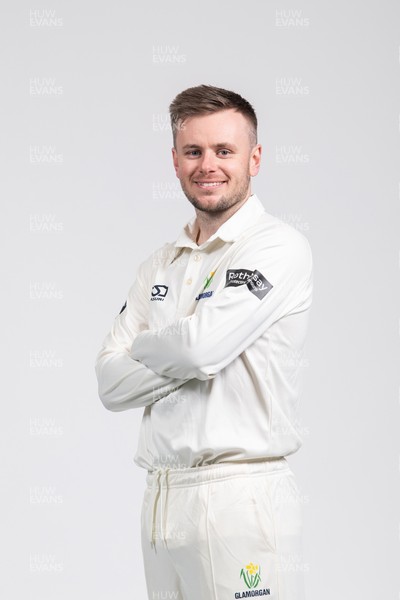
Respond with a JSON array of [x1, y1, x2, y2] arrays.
[[95, 194, 313, 471]]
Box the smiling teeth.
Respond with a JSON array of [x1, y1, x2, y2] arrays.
[[197, 182, 224, 187]]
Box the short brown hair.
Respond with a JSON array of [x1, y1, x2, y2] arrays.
[[169, 84, 258, 147]]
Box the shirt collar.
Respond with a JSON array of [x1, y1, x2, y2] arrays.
[[174, 194, 265, 251]]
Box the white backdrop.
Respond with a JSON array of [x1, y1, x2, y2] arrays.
[[1, 0, 400, 598]]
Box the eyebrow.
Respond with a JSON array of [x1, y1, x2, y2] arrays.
[[182, 143, 238, 151]]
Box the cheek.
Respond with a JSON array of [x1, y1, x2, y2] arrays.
[[227, 160, 249, 177], [179, 163, 195, 178], [174, 162, 185, 177]]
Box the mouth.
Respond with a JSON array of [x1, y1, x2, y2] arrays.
[[194, 180, 227, 189]]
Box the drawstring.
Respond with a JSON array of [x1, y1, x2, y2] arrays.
[[150, 469, 161, 547], [150, 468, 170, 547]]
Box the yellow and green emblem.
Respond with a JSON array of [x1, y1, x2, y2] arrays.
[[240, 562, 261, 589], [202, 270, 216, 290]]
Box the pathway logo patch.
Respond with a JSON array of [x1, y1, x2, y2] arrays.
[[225, 269, 254, 287], [246, 270, 273, 300], [225, 269, 273, 300]]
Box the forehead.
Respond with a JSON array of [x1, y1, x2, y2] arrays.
[[176, 109, 250, 146]]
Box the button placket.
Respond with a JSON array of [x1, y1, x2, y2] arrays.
[[177, 250, 204, 311]]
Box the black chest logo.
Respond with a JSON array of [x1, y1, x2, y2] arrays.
[[151, 285, 169, 301]]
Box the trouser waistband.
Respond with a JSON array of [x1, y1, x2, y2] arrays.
[[146, 456, 289, 488], [146, 458, 289, 547]]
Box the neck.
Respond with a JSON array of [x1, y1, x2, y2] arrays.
[[195, 192, 252, 246]]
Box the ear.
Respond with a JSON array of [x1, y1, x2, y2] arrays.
[[172, 146, 179, 177], [249, 144, 262, 177]]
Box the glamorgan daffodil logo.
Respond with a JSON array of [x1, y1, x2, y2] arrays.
[[240, 562, 261, 589], [203, 270, 216, 290]]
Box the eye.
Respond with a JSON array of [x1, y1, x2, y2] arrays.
[[185, 150, 200, 156], [218, 149, 231, 156]]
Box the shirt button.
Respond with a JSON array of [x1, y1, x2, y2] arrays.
[[193, 254, 201, 262], [186, 278, 192, 285]]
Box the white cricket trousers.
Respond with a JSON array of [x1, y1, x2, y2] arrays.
[[141, 458, 306, 600]]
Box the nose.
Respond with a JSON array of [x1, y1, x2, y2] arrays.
[[198, 150, 217, 174]]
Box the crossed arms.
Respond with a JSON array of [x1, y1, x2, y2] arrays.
[[95, 230, 312, 411]]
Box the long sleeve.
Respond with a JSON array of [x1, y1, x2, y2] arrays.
[[130, 227, 313, 381], [95, 249, 190, 411]]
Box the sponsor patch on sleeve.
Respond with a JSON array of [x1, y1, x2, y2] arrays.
[[246, 269, 273, 300], [225, 268, 273, 300], [225, 269, 254, 287]]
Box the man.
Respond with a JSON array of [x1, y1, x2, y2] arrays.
[[95, 84, 313, 599]]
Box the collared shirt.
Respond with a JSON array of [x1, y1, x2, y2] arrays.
[[95, 194, 313, 471]]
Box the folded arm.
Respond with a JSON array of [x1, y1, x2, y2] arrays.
[[130, 229, 313, 380], [95, 249, 190, 411]]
